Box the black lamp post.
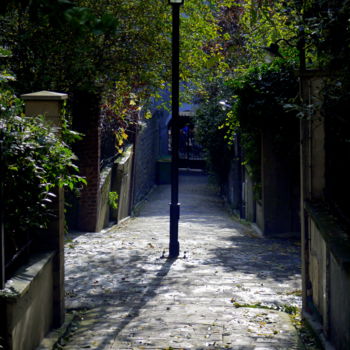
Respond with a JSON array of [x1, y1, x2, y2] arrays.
[[0, 131, 5, 289], [168, 0, 183, 258]]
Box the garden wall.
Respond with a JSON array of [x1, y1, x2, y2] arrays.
[[96, 165, 113, 232], [0, 252, 55, 350], [95, 145, 134, 231], [112, 145, 134, 223], [304, 202, 350, 350], [0, 91, 66, 350], [96, 110, 160, 230]]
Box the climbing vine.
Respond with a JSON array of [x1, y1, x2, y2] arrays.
[[223, 61, 298, 183]]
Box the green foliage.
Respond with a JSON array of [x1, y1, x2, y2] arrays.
[[0, 85, 86, 238], [231, 300, 299, 315], [0, 0, 238, 161], [108, 191, 119, 210], [225, 61, 298, 135], [240, 132, 261, 186], [300, 0, 350, 70], [234, 0, 350, 72], [193, 1, 303, 187], [0, 0, 233, 102], [221, 61, 298, 184], [238, 0, 300, 68], [194, 80, 234, 183], [195, 62, 299, 187]]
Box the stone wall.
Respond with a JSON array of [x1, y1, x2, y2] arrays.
[[96, 165, 113, 232], [0, 91, 67, 350], [304, 202, 350, 350], [243, 167, 256, 223], [300, 72, 350, 350], [329, 252, 350, 350], [224, 127, 300, 238], [226, 158, 242, 215], [0, 253, 54, 350], [94, 145, 135, 231], [112, 145, 134, 222]]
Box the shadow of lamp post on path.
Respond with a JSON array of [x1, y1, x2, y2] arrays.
[[168, 0, 184, 258]]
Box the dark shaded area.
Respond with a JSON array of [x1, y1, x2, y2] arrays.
[[209, 235, 301, 281]]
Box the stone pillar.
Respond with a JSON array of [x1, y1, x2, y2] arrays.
[[21, 90, 67, 130], [21, 90, 67, 327], [299, 72, 326, 315]]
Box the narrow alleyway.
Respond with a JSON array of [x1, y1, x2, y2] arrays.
[[58, 172, 302, 349]]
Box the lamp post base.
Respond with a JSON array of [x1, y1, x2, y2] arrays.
[[169, 203, 180, 257]]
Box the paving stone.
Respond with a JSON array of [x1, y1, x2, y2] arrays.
[[61, 172, 302, 350]]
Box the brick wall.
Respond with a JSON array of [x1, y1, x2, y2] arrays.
[[71, 91, 101, 232], [132, 114, 159, 206]]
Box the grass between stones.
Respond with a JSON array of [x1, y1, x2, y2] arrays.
[[231, 300, 323, 350]]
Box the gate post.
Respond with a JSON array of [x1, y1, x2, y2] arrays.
[[21, 90, 67, 326]]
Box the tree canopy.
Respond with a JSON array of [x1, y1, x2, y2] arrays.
[[0, 0, 238, 105], [194, 0, 350, 189]]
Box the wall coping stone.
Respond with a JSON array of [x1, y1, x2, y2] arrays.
[[0, 251, 54, 301], [115, 144, 133, 166], [99, 165, 113, 188], [21, 91, 68, 101], [305, 200, 350, 272]]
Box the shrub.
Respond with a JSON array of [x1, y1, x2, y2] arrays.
[[224, 61, 299, 184], [0, 88, 86, 263], [195, 97, 233, 184]]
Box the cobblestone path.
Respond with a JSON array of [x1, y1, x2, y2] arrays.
[[62, 172, 302, 349]]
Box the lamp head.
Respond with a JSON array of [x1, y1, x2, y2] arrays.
[[219, 100, 232, 111], [264, 43, 282, 57]]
